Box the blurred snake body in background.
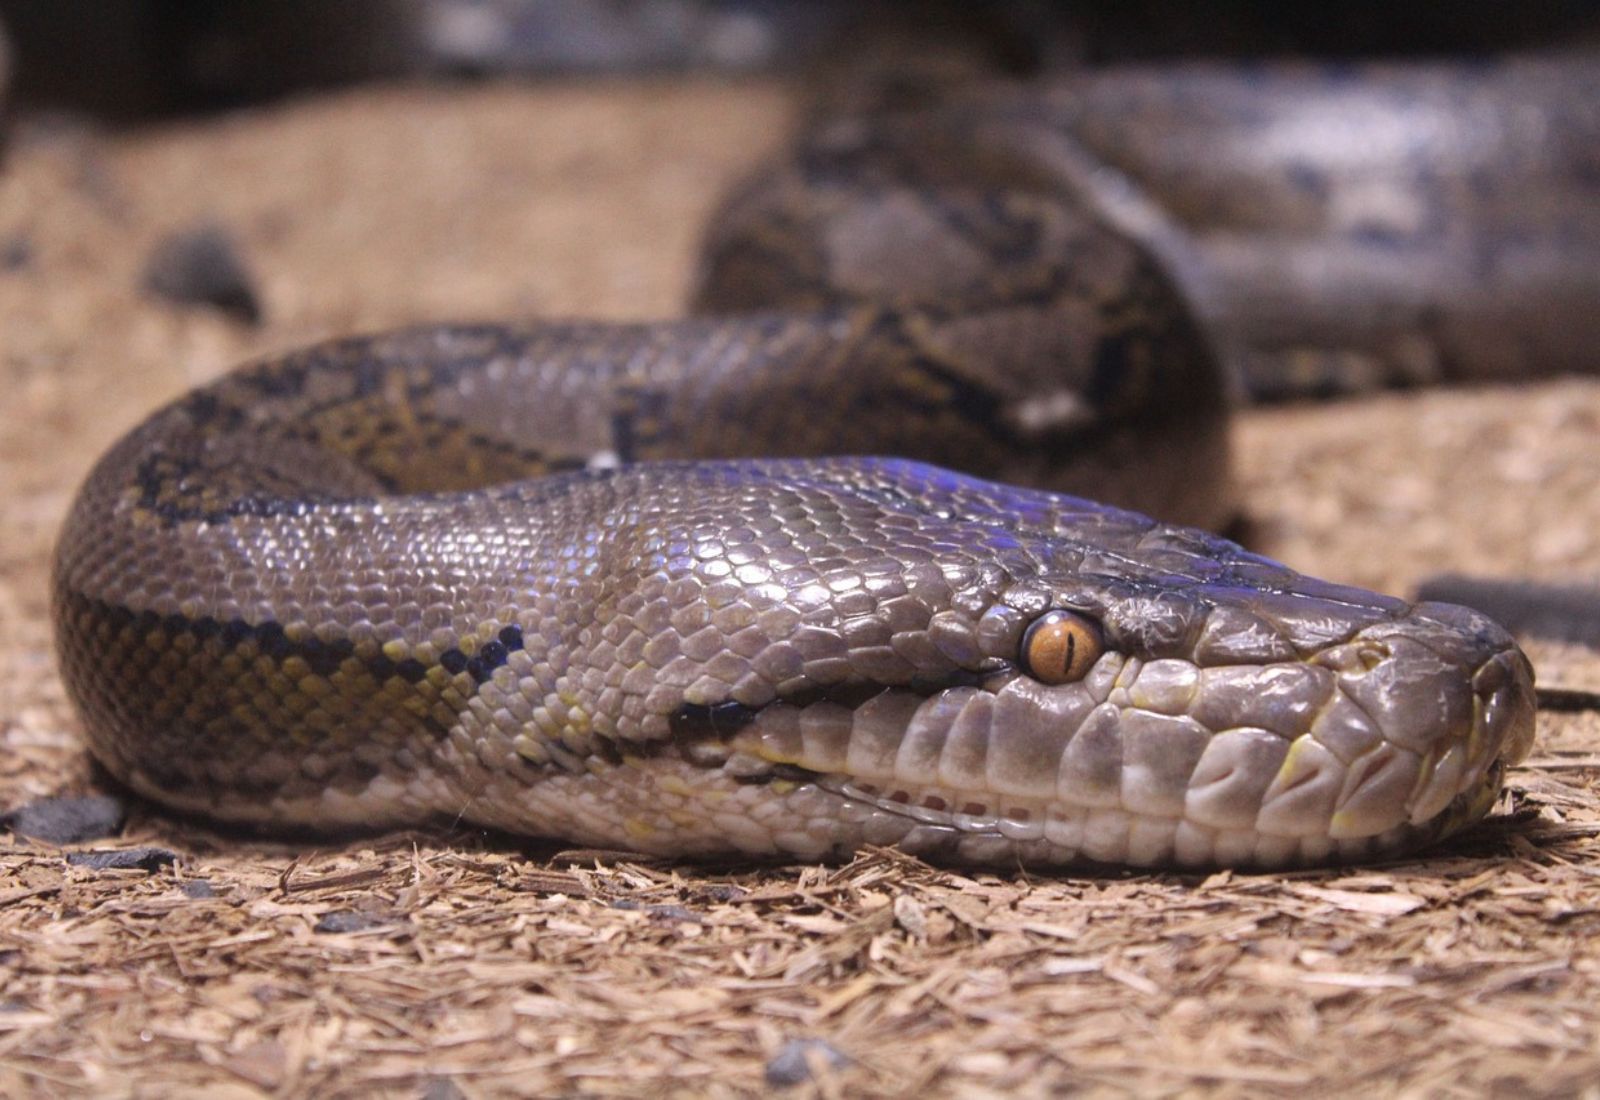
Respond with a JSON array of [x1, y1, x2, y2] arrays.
[[57, 57, 1598, 868]]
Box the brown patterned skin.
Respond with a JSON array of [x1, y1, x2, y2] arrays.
[[52, 61, 1553, 869], [711, 56, 1600, 400]]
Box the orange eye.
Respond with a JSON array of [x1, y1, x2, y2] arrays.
[[1021, 610, 1104, 685]]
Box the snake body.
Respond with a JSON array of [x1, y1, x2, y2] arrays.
[[52, 61, 1564, 869]]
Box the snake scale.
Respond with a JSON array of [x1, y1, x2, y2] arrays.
[[59, 58, 1595, 870]]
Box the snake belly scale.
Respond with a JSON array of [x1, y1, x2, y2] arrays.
[[52, 90, 1537, 870]]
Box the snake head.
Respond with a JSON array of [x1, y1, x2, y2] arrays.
[[638, 458, 1535, 868]]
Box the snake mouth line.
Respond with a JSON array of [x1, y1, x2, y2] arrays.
[[669, 673, 996, 744]]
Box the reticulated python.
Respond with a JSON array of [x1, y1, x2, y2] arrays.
[[59, 58, 1596, 869]]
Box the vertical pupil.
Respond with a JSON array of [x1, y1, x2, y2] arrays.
[[1060, 630, 1075, 675]]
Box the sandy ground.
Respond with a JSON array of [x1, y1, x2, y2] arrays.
[[2, 78, 1599, 1097]]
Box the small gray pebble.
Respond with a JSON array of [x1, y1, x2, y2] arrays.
[[765, 1038, 851, 1087], [609, 899, 701, 922], [2, 794, 126, 844], [314, 910, 388, 934], [65, 846, 178, 873], [1, 234, 31, 271], [646, 903, 700, 922], [421, 1078, 465, 1100], [142, 224, 262, 323], [180, 880, 217, 899]]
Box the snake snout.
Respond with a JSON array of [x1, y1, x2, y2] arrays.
[[1318, 602, 1536, 840], [1473, 647, 1538, 768], [1410, 599, 1538, 764]]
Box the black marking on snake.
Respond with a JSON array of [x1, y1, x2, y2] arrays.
[[132, 401, 557, 525], [132, 451, 357, 525], [1087, 332, 1134, 407], [672, 700, 760, 742], [218, 322, 527, 425], [591, 735, 626, 768], [472, 640, 508, 680], [610, 385, 674, 465], [856, 310, 1024, 451], [922, 185, 1049, 269], [239, 360, 312, 400], [181, 391, 247, 432], [789, 674, 987, 709], [400, 628, 523, 687], [328, 404, 550, 486], [610, 403, 640, 466], [545, 456, 591, 474], [67, 591, 522, 696]]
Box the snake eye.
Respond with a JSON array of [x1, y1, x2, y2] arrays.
[[1021, 610, 1104, 685]]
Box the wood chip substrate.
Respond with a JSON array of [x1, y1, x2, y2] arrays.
[[2, 80, 1599, 1098]]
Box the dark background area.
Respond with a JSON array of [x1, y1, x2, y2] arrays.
[[3, 0, 1599, 123]]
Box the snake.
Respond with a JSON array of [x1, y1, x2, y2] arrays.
[[55, 58, 1585, 871]]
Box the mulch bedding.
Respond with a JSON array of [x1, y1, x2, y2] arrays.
[[1, 79, 1598, 1098]]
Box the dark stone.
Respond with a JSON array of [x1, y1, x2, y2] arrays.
[[420, 1078, 465, 1100], [142, 224, 263, 324], [65, 846, 178, 872], [608, 899, 702, 922], [764, 1038, 852, 1087], [0, 235, 31, 272], [645, 903, 701, 922], [313, 910, 389, 933], [180, 880, 218, 898], [2, 794, 126, 844]]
